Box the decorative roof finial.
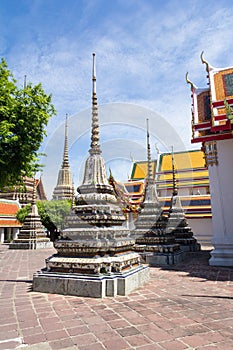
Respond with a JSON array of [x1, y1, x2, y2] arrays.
[[171, 146, 178, 196], [62, 113, 69, 167], [90, 53, 101, 155], [147, 118, 153, 182], [200, 51, 209, 73], [186, 72, 196, 91]]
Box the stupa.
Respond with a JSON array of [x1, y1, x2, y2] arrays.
[[52, 114, 74, 200], [166, 149, 201, 252], [9, 179, 52, 249], [33, 54, 149, 298], [133, 120, 183, 265]]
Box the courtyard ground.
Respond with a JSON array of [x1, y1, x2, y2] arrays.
[[0, 244, 232, 350]]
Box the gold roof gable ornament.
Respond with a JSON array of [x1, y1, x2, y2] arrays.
[[185, 72, 197, 92]]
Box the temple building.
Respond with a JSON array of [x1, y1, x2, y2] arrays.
[[33, 54, 149, 297], [186, 52, 233, 266], [52, 114, 74, 201], [0, 177, 47, 206], [0, 199, 21, 243]]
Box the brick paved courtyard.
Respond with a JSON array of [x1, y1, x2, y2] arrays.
[[0, 244, 232, 350]]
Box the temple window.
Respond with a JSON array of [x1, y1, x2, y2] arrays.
[[204, 141, 218, 166], [223, 73, 233, 96], [203, 95, 211, 120]]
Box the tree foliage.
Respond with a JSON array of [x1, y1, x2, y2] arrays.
[[16, 200, 72, 240], [0, 58, 56, 189]]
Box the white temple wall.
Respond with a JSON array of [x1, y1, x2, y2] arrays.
[[208, 139, 233, 266], [188, 217, 213, 246], [208, 139, 233, 238]]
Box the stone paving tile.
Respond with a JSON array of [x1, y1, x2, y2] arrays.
[[0, 245, 233, 350], [158, 339, 188, 350], [124, 334, 152, 347]]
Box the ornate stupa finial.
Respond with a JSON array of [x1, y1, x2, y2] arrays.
[[63, 113, 69, 167], [90, 53, 101, 155], [32, 178, 37, 205], [147, 118, 153, 183], [171, 146, 178, 196]]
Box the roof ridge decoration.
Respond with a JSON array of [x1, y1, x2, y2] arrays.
[[90, 52, 101, 155]]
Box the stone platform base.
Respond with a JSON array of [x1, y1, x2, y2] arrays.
[[209, 244, 233, 267], [9, 240, 53, 250], [33, 265, 150, 298], [179, 243, 201, 252], [140, 250, 184, 266]]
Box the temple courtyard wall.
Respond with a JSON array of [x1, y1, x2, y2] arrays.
[[0, 244, 232, 349], [188, 217, 213, 247]]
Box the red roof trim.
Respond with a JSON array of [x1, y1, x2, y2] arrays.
[[192, 132, 233, 143]]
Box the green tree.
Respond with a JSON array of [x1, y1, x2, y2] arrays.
[[16, 200, 72, 241], [37, 200, 72, 231], [0, 58, 56, 189]]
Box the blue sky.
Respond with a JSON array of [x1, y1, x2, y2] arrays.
[[1, 0, 233, 198]]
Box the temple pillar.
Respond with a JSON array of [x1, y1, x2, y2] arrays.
[[0, 228, 4, 243], [6, 228, 11, 242], [208, 139, 233, 266], [12, 228, 19, 240]]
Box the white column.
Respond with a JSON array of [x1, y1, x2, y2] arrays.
[[208, 139, 233, 266], [12, 228, 19, 240], [5, 228, 11, 242], [0, 228, 4, 243]]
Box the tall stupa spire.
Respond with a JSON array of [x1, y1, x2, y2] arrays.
[[52, 114, 73, 200], [144, 119, 158, 204], [62, 113, 69, 167], [133, 120, 183, 266], [171, 146, 178, 196], [33, 53, 149, 297], [90, 53, 101, 155], [147, 118, 153, 183]]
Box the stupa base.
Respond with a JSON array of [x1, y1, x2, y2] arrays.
[[33, 265, 150, 298], [140, 250, 184, 266], [178, 242, 201, 252], [9, 239, 53, 250]]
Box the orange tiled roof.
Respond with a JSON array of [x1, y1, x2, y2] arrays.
[[0, 201, 20, 216], [0, 219, 21, 227]]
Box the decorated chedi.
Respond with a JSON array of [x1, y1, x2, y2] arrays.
[[133, 120, 183, 265], [10, 179, 52, 249], [166, 148, 201, 252], [52, 114, 74, 200], [33, 54, 149, 298]]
